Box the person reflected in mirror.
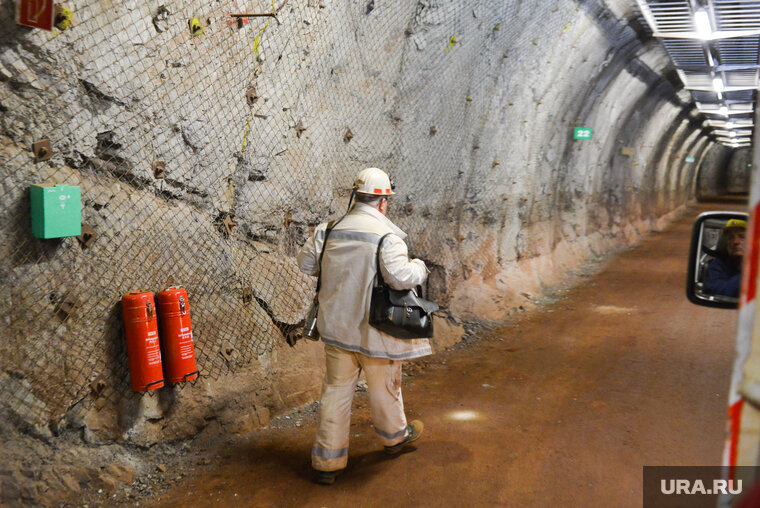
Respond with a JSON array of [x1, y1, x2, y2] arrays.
[[704, 219, 746, 298]]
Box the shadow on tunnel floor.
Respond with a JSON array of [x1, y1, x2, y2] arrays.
[[697, 194, 749, 205]]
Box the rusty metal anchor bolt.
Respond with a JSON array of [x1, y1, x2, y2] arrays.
[[295, 120, 306, 138], [32, 140, 52, 162], [220, 341, 235, 362], [90, 377, 107, 397], [216, 212, 238, 236], [246, 87, 259, 106], [152, 161, 166, 179], [153, 6, 170, 32], [54, 4, 72, 30], [189, 17, 203, 36], [284, 211, 293, 229], [77, 222, 98, 248], [57, 293, 82, 318]]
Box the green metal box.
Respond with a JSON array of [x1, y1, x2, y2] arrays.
[[30, 184, 81, 239]]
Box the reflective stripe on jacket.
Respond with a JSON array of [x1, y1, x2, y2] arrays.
[[297, 203, 432, 360]]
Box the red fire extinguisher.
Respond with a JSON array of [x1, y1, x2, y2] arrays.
[[122, 291, 164, 392], [157, 286, 199, 383]]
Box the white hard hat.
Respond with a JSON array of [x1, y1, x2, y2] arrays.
[[353, 167, 395, 196]]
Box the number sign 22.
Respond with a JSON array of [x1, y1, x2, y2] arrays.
[[573, 127, 592, 140]]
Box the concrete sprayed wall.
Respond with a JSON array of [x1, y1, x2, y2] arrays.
[[0, 0, 716, 449]]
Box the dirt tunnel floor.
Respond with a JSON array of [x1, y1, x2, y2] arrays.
[[150, 203, 741, 507]]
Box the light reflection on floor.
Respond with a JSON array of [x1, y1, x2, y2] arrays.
[[446, 410, 481, 421]]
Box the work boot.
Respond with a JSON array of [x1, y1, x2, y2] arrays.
[[384, 420, 423, 455], [313, 467, 343, 485]]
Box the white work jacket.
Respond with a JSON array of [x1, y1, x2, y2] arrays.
[[297, 203, 432, 360]]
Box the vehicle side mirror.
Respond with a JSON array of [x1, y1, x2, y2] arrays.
[[686, 211, 748, 309]]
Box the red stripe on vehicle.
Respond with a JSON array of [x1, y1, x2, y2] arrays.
[[728, 399, 744, 480], [744, 203, 760, 305]]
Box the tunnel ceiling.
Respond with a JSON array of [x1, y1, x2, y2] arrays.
[[636, 0, 760, 148]]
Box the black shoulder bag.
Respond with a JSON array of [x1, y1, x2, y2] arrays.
[[368, 233, 439, 339]]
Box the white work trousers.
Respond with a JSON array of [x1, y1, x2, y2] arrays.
[[312, 344, 409, 471]]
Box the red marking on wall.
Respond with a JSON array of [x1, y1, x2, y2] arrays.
[[16, 0, 54, 30]]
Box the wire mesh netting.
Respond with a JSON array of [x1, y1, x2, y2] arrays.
[[0, 0, 620, 437]]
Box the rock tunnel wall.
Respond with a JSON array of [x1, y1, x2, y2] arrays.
[[0, 0, 715, 445], [697, 144, 734, 200], [697, 145, 750, 199], [727, 148, 752, 195]]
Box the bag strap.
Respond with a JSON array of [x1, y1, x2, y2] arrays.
[[375, 233, 393, 288], [315, 219, 338, 294], [314, 193, 357, 295], [375, 233, 426, 298]]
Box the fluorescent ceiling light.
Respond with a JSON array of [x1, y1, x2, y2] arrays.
[[717, 138, 751, 144], [713, 77, 724, 93], [695, 103, 753, 115], [695, 10, 712, 39]]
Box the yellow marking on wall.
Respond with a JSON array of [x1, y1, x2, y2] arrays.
[[241, 119, 252, 152], [241, 0, 277, 161], [445, 35, 457, 52], [227, 180, 235, 208], [253, 0, 277, 53]]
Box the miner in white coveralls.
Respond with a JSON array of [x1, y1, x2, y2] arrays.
[[296, 167, 430, 485]]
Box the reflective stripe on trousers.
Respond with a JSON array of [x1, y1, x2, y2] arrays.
[[312, 344, 408, 471]]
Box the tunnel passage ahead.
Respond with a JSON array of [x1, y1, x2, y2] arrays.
[[140, 203, 739, 508]]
